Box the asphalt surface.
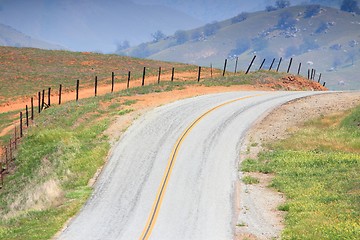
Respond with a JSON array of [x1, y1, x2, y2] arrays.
[[58, 91, 323, 240]]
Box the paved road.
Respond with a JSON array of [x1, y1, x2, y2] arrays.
[[58, 91, 323, 240]]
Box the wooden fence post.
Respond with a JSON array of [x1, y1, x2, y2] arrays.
[[310, 69, 314, 80], [142, 67, 146, 86], [127, 71, 131, 89], [246, 55, 256, 74], [287, 58, 293, 73], [210, 63, 213, 78], [48, 87, 51, 106], [59, 84, 62, 105], [111, 72, 115, 92], [198, 66, 201, 82], [223, 59, 227, 76], [323, 82, 326, 87], [31, 97, 34, 120], [308, 69, 310, 80], [234, 57, 239, 74], [259, 59, 266, 70], [41, 89, 45, 110], [158, 67, 161, 84], [14, 127, 17, 149], [76, 80, 80, 101], [94, 76, 98, 96], [269, 58, 275, 71], [5, 147, 8, 171], [318, 73, 322, 83], [20, 112, 23, 138], [6, 138, 12, 161], [276, 57, 282, 72], [171, 67, 175, 82], [297, 63, 302, 75], [38, 92, 41, 113], [26, 105, 29, 127], [0, 162, 3, 187]]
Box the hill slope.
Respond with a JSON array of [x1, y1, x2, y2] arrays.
[[0, 23, 63, 50], [123, 5, 360, 90]]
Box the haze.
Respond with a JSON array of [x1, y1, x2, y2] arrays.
[[0, 0, 346, 52]]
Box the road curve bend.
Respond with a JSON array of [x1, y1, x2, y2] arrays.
[[58, 91, 323, 240]]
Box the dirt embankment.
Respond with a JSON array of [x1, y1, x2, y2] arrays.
[[0, 74, 325, 115], [236, 92, 360, 240]]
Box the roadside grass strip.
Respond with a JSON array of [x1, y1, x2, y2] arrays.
[[242, 105, 360, 239]]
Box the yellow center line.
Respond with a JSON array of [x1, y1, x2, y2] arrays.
[[139, 94, 262, 240]]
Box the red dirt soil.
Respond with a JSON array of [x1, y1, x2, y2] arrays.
[[0, 74, 326, 114]]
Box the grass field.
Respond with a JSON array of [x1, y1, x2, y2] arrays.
[[0, 81, 198, 239], [242, 106, 360, 239], [0, 46, 197, 103]]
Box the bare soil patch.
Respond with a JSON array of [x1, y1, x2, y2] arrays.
[[236, 92, 360, 239]]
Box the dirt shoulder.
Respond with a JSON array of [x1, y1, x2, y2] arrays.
[[235, 92, 360, 240]]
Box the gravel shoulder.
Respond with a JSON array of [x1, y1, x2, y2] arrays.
[[236, 92, 360, 240]]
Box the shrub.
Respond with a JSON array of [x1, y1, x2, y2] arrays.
[[204, 22, 220, 37], [266, 5, 278, 12], [231, 12, 249, 24], [275, 0, 290, 9], [304, 5, 321, 18], [151, 30, 166, 43], [174, 30, 189, 44], [277, 11, 296, 30], [191, 30, 202, 41], [315, 22, 329, 34], [330, 43, 342, 50], [341, 0, 360, 14]]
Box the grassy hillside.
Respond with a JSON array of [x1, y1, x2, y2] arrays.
[[122, 5, 360, 90], [242, 105, 360, 239], [0, 46, 195, 104]]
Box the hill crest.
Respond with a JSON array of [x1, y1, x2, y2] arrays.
[[121, 5, 360, 90]]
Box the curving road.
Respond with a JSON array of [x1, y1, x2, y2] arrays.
[[58, 91, 323, 240]]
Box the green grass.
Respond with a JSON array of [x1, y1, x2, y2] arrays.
[[242, 175, 260, 184], [0, 96, 111, 239], [0, 46, 195, 103], [0, 47, 326, 239], [242, 106, 360, 239], [202, 70, 289, 89], [0, 77, 260, 239], [117, 109, 134, 115]]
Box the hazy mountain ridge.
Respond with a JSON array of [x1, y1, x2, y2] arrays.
[[122, 5, 360, 90], [0, 23, 63, 50], [134, 0, 347, 22], [0, 0, 203, 52]]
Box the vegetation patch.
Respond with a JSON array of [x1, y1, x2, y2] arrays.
[[118, 109, 134, 116], [242, 175, 260, 185], [242, 105, 360, 239]]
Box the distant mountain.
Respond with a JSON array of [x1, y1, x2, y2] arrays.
[[0, 23, 63, 50], [122, 5, 360, 90], [0, 0, 203, 53], [134, 0, 346, 22]]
